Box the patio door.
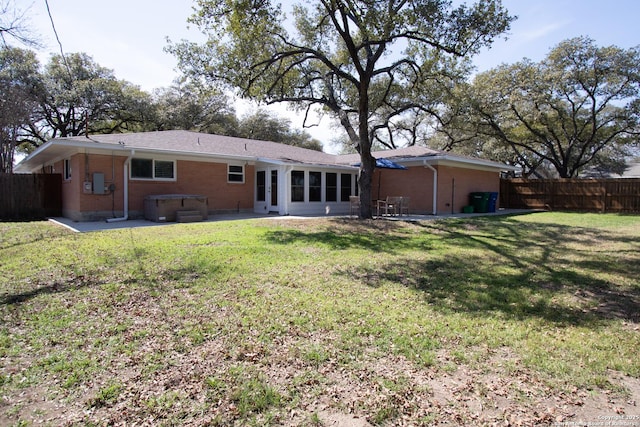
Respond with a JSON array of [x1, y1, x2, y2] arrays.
[[257, 168, 279, 213], [269, 169, 278, 211]]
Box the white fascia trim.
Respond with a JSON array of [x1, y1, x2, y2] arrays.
[[16, 139, 132, 171], [136, 148, 256, 164], [256, 158, 358, 171], [422, 155, 518, 172], [15, 140, 86, 168], [19, 139, 260, 168]]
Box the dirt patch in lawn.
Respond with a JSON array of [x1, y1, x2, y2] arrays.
[[5, 334, 638, 426]]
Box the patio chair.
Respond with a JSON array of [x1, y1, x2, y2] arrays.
[[377, 196, 403, 217], [399, 197, 410, 216], [349, 196, 361, 217]]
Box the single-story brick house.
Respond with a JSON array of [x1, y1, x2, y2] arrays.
[[15, 130, 515, 221]]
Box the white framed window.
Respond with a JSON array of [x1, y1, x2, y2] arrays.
[[63, 159, 72, 180], [326, 172, 337, 202], [291, 170, 305, 202], [341, 173, 354, 201], [130, 158, 175, 180], [228, 164, 245, 183], [309, 171, 322, 202]]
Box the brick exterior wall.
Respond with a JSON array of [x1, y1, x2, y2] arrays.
[[436, 166, 499, 214], [55, 154, 255, 221], [373, 165, 499, 215], [52, 153, 500, 220]]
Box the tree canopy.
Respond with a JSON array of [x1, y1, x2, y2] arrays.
[[237, 109, 323, 151], [170, 0, 514, 217], [1, 45, 327, 172], [150, 80, 238, 135], [24, 52, 153, 147], [445, 37, 640, 178], [0, 46, 38, 172]]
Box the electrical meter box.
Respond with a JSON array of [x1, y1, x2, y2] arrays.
[[93, 173, 105, 195]]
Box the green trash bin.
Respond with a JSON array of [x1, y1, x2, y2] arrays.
[[469, 192, 490, 213]]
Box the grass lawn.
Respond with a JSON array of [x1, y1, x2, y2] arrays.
[[1, 212, 639, 426]]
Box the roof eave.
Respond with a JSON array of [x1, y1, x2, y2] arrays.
[[257, 158, 357, 170], [422, 155, 518, 172], [15, 139, 130, 173]]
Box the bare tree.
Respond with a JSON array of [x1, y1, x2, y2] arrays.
[[0, 0, 39, 47]]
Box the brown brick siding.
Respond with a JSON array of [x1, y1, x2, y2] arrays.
[[49, 154, 501, 220], [374, 165, 499, 215], [53, 154, 255, 220]]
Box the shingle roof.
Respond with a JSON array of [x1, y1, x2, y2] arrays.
[[65, 130, 339, 166], [337, 146, 442, 164], [17, 130, 514, 173]]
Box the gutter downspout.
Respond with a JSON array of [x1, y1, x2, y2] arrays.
[[106, 150, 134, 223], [423, 160, 438, 216]]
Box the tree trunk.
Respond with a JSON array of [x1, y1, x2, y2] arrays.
[[358, 152, 375, 219], [357, 84, 375, 219]]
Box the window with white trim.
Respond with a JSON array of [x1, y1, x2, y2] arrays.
[[326, 172, 337, 202], [228, 164, 244, 183], [131, 158, 175, 180], [309, 171, 322, 202], [340, 173, 353, 201], [291, 170, 305, 202]]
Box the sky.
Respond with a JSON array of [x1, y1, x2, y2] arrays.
[[10, 0, 640, 150]]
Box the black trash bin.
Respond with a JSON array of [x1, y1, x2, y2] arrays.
[[469, 192, 489, 213]]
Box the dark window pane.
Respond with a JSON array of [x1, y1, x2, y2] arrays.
[[256, 171, 266, 201], [326, 172, 337, 202], [131, 158, 153, 179], [291, 170, 304, 202], [341, 173, 352, 201], [309, 171, 321, 202], [228, 164, 244, 182], [154, 160, 174, 179]]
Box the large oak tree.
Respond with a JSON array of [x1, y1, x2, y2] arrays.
[[448, 37, 640, 178], [0, 46, 39, 173], [150, 79, 239, 134], [170, 0, 513, 218], [24, 52, 153, 147]]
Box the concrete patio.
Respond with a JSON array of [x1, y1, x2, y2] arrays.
[[48, 209, 536, 233]]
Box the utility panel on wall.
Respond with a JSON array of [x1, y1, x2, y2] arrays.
[[93, 172, 105, 195]]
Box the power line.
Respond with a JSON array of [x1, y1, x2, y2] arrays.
[[44, 0, 71, 76]]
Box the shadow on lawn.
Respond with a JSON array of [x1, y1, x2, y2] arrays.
[[0, 273, 103, 305], [298, 216, 640, 326], [265, 219, 433, 254], [358, 254, 640, 326], [1, 266, 206, 307]]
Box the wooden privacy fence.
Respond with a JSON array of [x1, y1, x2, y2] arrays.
[[500, 178, 640, 213], [0, 173, 62, 220]]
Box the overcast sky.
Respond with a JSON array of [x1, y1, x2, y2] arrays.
[[11, 0, 640, 149]]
